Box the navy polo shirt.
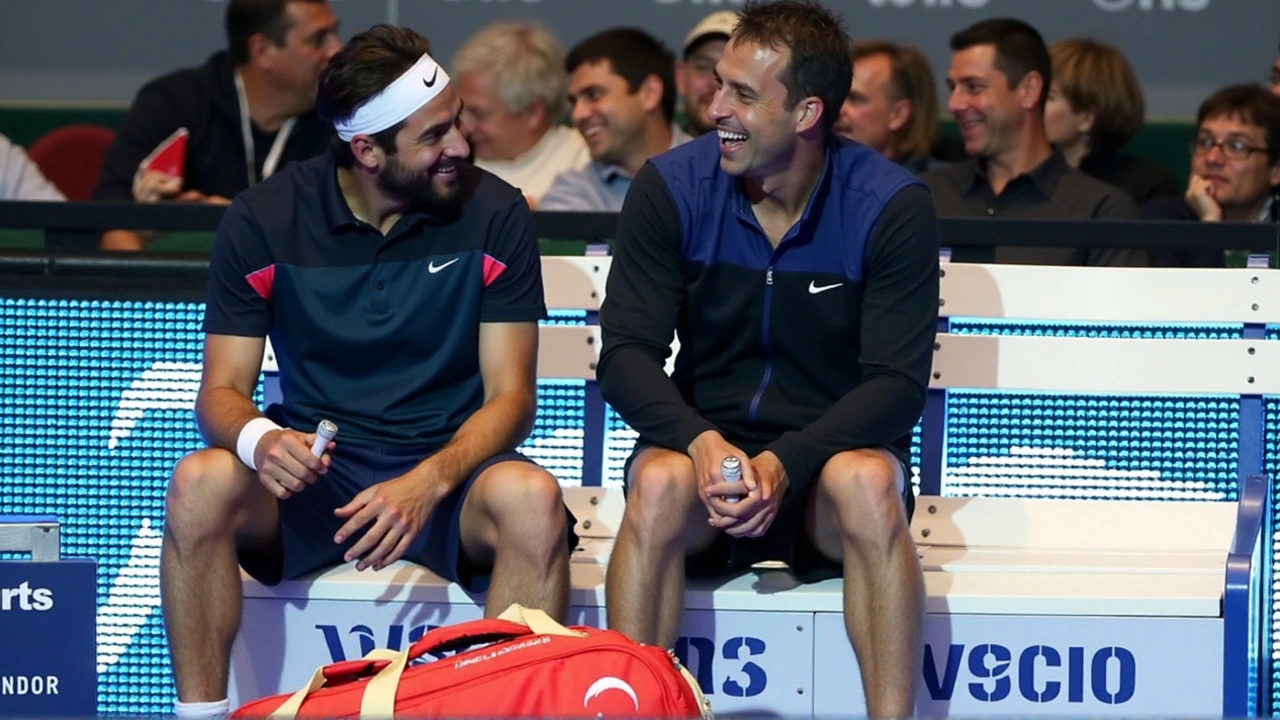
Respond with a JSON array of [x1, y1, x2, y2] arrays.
[[204, 153, 546, 450]]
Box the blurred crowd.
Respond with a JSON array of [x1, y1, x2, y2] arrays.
[[5, 0, 1280, 265]]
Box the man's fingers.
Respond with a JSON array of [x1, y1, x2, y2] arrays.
[[705, 480, 749, 498], [334, 499, 377, 543], [359, 526, 405, 571], [259, 474, 292, 500], [344, 516, 392, 566], [265, 467, 306, 493], [728, 507, 776, 538], [377, 535, 414, 571]]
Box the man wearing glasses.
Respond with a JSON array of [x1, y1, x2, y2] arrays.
[[1143, 85, 1280, 265]]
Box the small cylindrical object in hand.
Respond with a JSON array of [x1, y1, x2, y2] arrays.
[[721, 456, 743, 503], [311, 419, 338, 457]]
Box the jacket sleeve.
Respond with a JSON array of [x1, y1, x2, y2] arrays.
[[94, 79, 189, 201], [597, 163, 717, 451], [764, 184, 940, 491]]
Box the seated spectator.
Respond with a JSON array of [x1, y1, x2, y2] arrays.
[[921, 18, 1146, 266], [833, 40, 942, 175], [1045, 39, 1178, 206], [1142, 85, 1280, 266], [678, 11, 737, 138], [0, 133, 65, 201], [452, 22, 588, 208], [540, 29, 691, 212], [95, 0, 341, 250]]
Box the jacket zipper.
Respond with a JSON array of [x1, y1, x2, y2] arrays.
[[747, 265, 774, 422]]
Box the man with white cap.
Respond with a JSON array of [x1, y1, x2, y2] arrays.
[[679, 10, 738, 137], [159, 24, 574, 718]]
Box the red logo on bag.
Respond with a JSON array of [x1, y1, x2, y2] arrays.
[[583, 676, 640, 715]]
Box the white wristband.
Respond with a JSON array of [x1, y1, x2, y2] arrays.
[[236, 417, 283, 471]]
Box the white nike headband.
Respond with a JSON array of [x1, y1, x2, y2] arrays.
[[333, 53, 451, 141]]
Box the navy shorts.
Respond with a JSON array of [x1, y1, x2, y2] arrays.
[[624, 437, 913, 584], [240, 442, 571, 593]]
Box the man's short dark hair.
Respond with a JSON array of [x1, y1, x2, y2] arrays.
[[1196, 84, 1280, 166], [565, 28, 677, 124], [315, 24, 432, 167], [225, 0, 326, 65], [950, 18, 1051, 108], [731, 0, 852, 134]]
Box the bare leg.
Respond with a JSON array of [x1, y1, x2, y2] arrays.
[[161, 449, 278, 702], [459, 461, 571, 620], [805, 448, 923, 719], [605, 447, 718, 648]]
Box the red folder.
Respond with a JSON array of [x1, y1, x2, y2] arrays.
[[139, 127, 188, 178]]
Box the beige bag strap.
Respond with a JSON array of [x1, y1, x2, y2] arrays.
[[496, 603, 584, 637], [267, 664, 328, 720], [359, 649, 410, 718], [266, 649, 403, 719], [674, 657, 716, 720]]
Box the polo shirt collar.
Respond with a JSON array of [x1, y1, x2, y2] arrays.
[[590, 124, 695, 185], [966, 150, 1070, 199]]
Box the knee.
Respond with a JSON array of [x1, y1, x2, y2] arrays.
[[166, 449, 247, 533], [488, 465, 565, 538], [623, 456, 698, 538], [817, 451, 907, 543]]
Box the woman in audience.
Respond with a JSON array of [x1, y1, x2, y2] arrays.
[[1045, 39, 1178, 206]]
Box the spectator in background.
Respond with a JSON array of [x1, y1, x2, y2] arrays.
[[0, 134, 65, 201], [833, 40, 942, 175], [95, 0, 341, 250], [540, 29, 691, 211], [1045, 39, 1178, 206], [678, 11, 737, 138], [921, 18, 1146, 266], [452, 22, 588, 208], [1142, 85, 1280, 266]]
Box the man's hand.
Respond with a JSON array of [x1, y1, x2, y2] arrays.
[[687, 430, 755, 525], [706, 450, 789, 538], [333, 473, 448, 572], [132, 170, 182, 203], [1186, 175, 1223, 222], [255, 428, 330, 499], [175, 189, 233, 205]]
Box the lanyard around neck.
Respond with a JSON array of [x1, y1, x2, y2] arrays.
[[234, 71, 297, 186]]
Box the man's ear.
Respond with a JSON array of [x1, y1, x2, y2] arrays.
[[523, 97, 549, 131], [638, 73, 665, 114], [246, 32, 275, 71], [1018, 70, 1045, 112], [350, 134, 385, 172], [795, 97, 823, 135], [1268, 159, 1280, 188], [887, 98, 913, 133]]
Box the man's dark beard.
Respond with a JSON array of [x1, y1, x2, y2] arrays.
[[376, 154, 460, 210]]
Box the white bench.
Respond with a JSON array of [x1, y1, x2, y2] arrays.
[[232, 258, 1274, 717]]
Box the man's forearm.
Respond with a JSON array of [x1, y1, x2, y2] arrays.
[[195, 386, 270, 451], [407, 389, 536, 491], [597, 346, 717, 453]]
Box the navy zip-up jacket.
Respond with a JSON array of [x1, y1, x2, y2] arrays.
[[598, 133, 939, 492]]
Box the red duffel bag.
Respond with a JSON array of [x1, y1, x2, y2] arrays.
[[232, 604, 712, 718]]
